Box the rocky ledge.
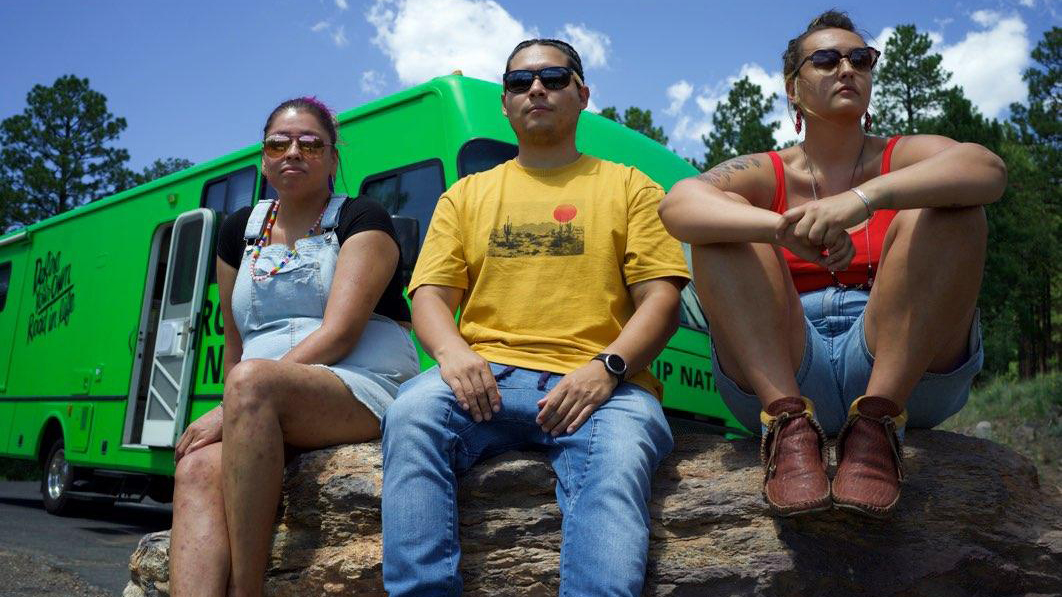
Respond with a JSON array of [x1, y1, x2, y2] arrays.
[[125, 430, 1062, 596]]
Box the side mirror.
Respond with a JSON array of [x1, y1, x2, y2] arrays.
[[391, 216, 420, 286]]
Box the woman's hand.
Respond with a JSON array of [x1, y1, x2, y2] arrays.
[[174, 406, 223, 463], [776, 190, 869, 247], [774, 212, 856, 273]]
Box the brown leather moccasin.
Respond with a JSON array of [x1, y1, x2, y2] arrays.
[[760, 396, 831, 516], [832, 395, 908, 518]]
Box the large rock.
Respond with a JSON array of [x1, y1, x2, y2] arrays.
[[125, 431, 1062, 596]]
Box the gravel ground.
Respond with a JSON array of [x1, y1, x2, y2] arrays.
[[0, 549, 111, 597]]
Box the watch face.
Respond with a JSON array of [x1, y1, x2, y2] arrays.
[[604, 353, 626, 374]]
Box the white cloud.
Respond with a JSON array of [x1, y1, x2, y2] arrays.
[[361, 70, 386, 95], [665, 80, 693, 116], [939, 12, 1029, 117], [335, 0, 349, 9], [671, 115, 711, 146], [367, 0, 536, 85], [669, 63, 794, 149], [311, 20, 349, 48], [1018, 0, 1035, 6], [557, 23, 611, 69], [332, 24, 348, 47], [876, 12, 1030, 118], [971, 9, 1002, 26], [586, 97, 600, 113]]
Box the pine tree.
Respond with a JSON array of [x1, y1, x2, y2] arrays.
[[599, 106, 669, 145], [0, 75, 131, 230], [874, 24, 951, 135], [699, 77, 779, 170]]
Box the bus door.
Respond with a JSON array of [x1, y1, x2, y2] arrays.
[[0, 234, 30, 448], [140, 209, 214, 447], [0, 233, 30, 394]]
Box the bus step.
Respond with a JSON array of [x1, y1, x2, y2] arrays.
[[64, 490, 143, 503]]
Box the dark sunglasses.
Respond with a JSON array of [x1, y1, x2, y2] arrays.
[[262, 134, 333, 159], [502, 66, 581, 94], [797, 46, 880, 73]]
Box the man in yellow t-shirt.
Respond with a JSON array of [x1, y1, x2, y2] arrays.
[[382, 39, 690, 597]]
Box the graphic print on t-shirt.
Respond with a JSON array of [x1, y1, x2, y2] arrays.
[[488, 202, 585, 257]]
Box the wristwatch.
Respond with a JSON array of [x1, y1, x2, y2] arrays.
[[592, 353, 628, 383]]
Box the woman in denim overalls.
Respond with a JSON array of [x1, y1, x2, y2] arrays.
[[168, 98, 419, 596]]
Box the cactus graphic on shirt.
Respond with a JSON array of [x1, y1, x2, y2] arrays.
[[488, 203, 584, 257]]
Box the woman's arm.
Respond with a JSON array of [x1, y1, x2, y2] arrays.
[[862, 136, 1007, 211], [779, 136, 1007, 245], [216, 257, 243, 378], [659, 154, 780, 245], [281, 230, 399, 365], [661, 154, 847, 267]]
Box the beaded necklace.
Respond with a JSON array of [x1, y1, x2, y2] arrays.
[[800, 136, 875, 290], [249, 199, 327, 282]]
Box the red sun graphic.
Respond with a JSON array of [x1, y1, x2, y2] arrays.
[[553, 204, 577, 223]]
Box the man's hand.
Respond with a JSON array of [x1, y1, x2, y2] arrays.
[[437, 345, 502, 422], [536, 360, 618, 436], [174, 405, 223, 463]]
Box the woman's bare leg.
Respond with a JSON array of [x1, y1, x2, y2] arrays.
[[171, 442, 228, 597], [691, 240, 806, 408], [863, 206, 987, 406], [222, 359, 381, 597]]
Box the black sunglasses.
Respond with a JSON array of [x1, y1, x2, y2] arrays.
[[502, 66, 581, 94], [797, 46, 880, 73]]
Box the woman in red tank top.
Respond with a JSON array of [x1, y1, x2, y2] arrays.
[[659, 10, 1006, 518]]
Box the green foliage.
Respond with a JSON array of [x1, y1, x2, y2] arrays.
[[1004, 27, 1062, 376], [874, 25, 951, 135], [940, 372, 1061, 493], [698, 77, 779, 170], [130, 157, 195, 187], [599, 106, 669, 145], [880, 25, 1060, 377], [0, 75, 131, 231]]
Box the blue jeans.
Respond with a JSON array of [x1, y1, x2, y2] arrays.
[[381, 363, 674, 597], [712, 286, 983, 436]]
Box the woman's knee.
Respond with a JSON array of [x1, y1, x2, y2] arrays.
[[174, 444, 222, 492], [893, 205, 987, 244], [223, 359, 282, 417]]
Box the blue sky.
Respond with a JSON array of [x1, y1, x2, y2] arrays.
[[2, 0, 1057, 170]]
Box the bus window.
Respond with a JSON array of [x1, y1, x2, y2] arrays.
[[361, 160, 445, 244], [169, 220, 204, 307], [202, 167, 256, 216], [0, 261, 10, 312], [679, 284, 708, 331], [458, 138, 518, 178]]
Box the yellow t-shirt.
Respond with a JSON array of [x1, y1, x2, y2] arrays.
[[409, 155, 690, 398]]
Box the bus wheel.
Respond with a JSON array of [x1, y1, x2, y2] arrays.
[[41, 439, 75, 515]]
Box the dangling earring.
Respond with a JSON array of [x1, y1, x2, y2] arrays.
[[795, 109, 803, 134], [328, 175, 335, 193], [863, 112, 873, 133]]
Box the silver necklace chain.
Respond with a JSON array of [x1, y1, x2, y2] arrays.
[[799, 135, 875, 289]]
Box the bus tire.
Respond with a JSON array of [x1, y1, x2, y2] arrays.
[[41, 439, 75, 515]]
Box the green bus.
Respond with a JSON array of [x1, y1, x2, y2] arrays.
[[0, 75, 739, 515]]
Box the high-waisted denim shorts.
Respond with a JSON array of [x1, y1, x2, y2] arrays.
[[711, 286, 983, 436]]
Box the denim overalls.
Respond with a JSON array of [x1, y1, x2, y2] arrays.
[[232, 195, 419, 420]]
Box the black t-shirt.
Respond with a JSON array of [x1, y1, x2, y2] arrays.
[[216, 196, 411, 323]]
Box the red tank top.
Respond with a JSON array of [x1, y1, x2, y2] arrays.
[[769, 136, 902, 293]]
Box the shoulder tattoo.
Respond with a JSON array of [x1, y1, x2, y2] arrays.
[[696, 155, 761, 187]]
